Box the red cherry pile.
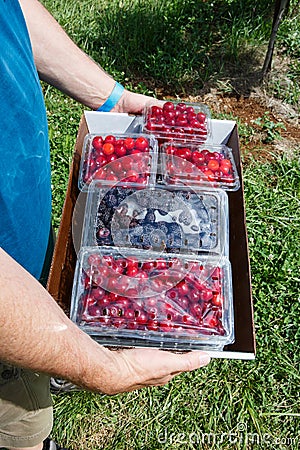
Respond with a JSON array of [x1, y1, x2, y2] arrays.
[[144, 102, 208, 143], [78, 252, 226, 336], [82, 135, 151, 186], [164, 145, 235, 184]]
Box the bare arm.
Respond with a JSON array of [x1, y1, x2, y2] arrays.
[[19, 0, 152, 113], [0, 249, 210, 394]]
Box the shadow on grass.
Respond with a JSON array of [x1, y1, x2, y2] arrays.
[[81, 0, 276, 97]]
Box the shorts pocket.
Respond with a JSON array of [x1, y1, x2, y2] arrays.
[[0, 363, 21, 387]]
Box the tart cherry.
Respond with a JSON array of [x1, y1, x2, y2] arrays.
[[102, 143, 115, 155], [135, 137, 149, 151], [124, 309, 135, 320], [92, 136, 103, 151], [150, 105, 163, 116], [200, 289, 213, 302], [95, 155, 107, 167], [163, 101, 175, 112], [159, 321, 173, 333], [212, 294, 223, 308], [136, 310, 148, 325], [104, 135, 116, 144], [114, 144, 127, 157], [197, 112, 206, 123], [147, 320, 159, 331], [176, 103, 186, 113], [203, 311, 219, 329], [123, 137, 135, 150], [106, 154, 118, 163], [191, 151, 205, 166], [207, 159, 220, 171]]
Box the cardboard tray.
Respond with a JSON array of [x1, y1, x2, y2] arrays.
[[47, 113, 255, 360]]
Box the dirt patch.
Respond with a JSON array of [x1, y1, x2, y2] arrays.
[[155, 49, 299, 164], [173, 89, 300, 163]]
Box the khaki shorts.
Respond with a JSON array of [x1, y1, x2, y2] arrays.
[[0, 363, 53, 448]]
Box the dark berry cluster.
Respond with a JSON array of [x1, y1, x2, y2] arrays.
[[94, 188, 217, 253]]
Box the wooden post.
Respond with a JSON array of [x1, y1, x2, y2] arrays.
[[262, 0, 290, 77]]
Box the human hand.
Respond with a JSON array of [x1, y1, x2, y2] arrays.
[[113, 89, 163, 115], [93, 347, 210, 395]]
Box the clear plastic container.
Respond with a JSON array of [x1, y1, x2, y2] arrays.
[[143, 100, 211, 145], [70, 246, 235, 350], [160, 143, 240, 191], [78, 133, 158, 191], [81, 186, 229, 257]]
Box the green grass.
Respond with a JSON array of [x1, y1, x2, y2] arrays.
[[40, 0, 300, 448], [42, 0, 277, 96], [49, 152, 300, 450]]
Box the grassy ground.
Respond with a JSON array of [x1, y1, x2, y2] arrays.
[[42, 0, 300, 448]]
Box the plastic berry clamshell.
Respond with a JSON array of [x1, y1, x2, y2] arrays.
[[160, 143, 240, 191], [81, 185, 229, 257], [142, 100, 211, 145], [78, 133, 158, 191], [70, 246, 235, 350]]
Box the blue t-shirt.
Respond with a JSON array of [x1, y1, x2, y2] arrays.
[[0, 0, 51, 279]]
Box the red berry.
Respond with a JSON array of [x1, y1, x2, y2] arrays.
[[106, 154, 118, 163], [114, 144, 127, 157], [191, 151, 203, 165], [163, 101, 175, 113], [175, 114, 188, 127], [190, 119, 202, 129], [212, 294, 223, 308], [160, 321, 173, 333], [105, 172, 118, 182], [104, 135, 116, 144], [197, 112, 206, 123], [95, 155, 107, 167], [174, 147, 192, 161], [124, 169, 139, 182], [92, 136, 103, 151], [207, 159, 220, 171], [126, 266, 139, 277], [220, 159, 232, 172], [102, 143, 115, 155], [212, 170, 222, 181], [200, 289, 213, 302], [136, 311, 148, 325], [150, 105, 163, 117], [135, 137, 149, 151], [187, 112, 197, 122], [147, 320, 159, 331], [123, 137, 135, 151], [185, 106, 195, 114], [176, 103, 186, 113]]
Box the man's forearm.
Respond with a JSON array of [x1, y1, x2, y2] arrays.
[[0, 248, 116, 391], [0, 248, 210, 394], [19, 0, 115, 110]]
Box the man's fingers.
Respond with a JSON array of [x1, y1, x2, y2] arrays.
[[120, 348, 210, 380], [160, 350, 211, 374]]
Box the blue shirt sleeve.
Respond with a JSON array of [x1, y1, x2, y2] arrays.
[[0, 0, 52, 279]]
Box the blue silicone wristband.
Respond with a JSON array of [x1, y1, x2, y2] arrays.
[[97, 82, 125, 112]]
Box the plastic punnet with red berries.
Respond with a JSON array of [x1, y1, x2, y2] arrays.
[[78, 133, 158, 191], [70, 246, 235, 350], [142, 100, 211, 145], [160, 142, 240, 191], [81, 185, 229, 257]]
